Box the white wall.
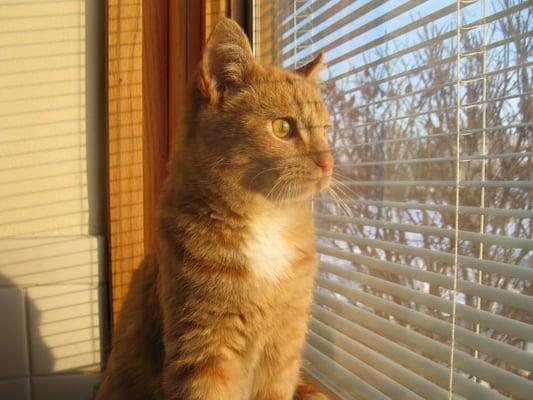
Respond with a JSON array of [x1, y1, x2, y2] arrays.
[[0, 1, 105, 399]]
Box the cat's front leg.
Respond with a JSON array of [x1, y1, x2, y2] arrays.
[[158, 296, 252, 399], [252, 301, 328, 400], [251, 338, 303, 400], [161, 350, 248, 400], [293, 379, 330, 400]]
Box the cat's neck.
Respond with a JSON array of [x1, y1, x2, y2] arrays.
[[178, 182, 314, 228], [157, 173, 316, 278], [242, 201, 316, 282]]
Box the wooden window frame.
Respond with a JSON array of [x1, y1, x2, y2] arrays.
[[106, 0, 207, 328]]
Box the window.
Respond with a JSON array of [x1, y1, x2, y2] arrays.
[[253, 1, 533, 398]]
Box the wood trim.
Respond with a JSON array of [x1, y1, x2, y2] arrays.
[[229, 0, 253, 42], [106, 0, 171, 325], [168, 0, 187, 150], [187, 1, 205, 79], [107, 0, 209, 327], [169, 0, 205, 150], [107, 0, 145, 324], [253, 0, 275, 64], [143, 0, 169, 252], [205, 0, 228, 41]]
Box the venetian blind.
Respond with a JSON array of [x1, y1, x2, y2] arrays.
[[253, 0, 533, 399]]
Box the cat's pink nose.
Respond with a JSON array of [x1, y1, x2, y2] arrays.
[[314, 158, 333, 174]]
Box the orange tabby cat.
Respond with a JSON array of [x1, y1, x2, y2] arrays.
[[96, 18, 333, 400]]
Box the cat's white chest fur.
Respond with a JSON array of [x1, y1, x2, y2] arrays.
[[242, 212, 295, 283]]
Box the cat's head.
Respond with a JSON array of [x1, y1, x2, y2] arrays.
[[187, 18, 332, 207]]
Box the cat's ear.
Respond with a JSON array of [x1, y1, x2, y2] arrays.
[[295, 52, 324, 83], [198, 18, 254, 98]]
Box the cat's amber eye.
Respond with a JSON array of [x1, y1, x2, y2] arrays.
[[272, 118, 293, 138]]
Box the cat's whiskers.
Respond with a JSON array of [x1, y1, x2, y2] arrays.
[[284, 179, 299, 204], [266, 175, 289, 202], [333, 185, 354, 217], [330, 174, 357, 209], [331, 171, 357, 197], [330, 180, 350, 203], [276, 181, 288, 203], [249, 166, 287, 186], [323, 171, 353, 217], [276, 178, 294, 203], [325, 186, 352, 217], [274, 179, 286, 203]]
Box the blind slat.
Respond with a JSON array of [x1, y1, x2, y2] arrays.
[[318, 253, 533, 313], [315, 198, 533, 220], [316, 214, 533, 250], [327, 1, 531, 79], [304, 345, 385, 400], [314, 290, 533, 374], [316, 229, 533, 281], [307, 329, 427, 400], [331, 91, 533, 130], [316, 254, 533, 341], [328, 30, 532, 94], [326, 2, 460, 68], [331, 122, 533, 151], [334, 180, 533, 189], [310, 303, 508, 400], [282, 0, 427, 60], [339, 60, 533, 111], [312, 301, 533, 399], [280, 0, 389, 48], [334, 151, 533, 169], [309, 318, 454, 400]]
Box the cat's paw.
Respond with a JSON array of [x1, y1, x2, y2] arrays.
[[295, 393, 329, 400], [294, 382, 330, 400]]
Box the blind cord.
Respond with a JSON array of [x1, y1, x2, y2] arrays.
[[474, 0, 488, 372], [448, 0, 468, 397], [292, 0, 315, 69]]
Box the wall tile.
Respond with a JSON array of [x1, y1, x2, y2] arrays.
[[31, 373, 101, 400], [0, 378, 30, 400], [0, 236, 103, 287], [26, 285, 101, 375], [0, 288, 29, 378]]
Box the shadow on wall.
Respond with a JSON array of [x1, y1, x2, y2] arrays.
[[0, 273, 54, 376], [0, 236, 103, 400], [0, 237, 103, 373]]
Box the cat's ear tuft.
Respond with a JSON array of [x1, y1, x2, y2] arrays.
[[295, 52, 325, 83], [200, 18, 254, 96]]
